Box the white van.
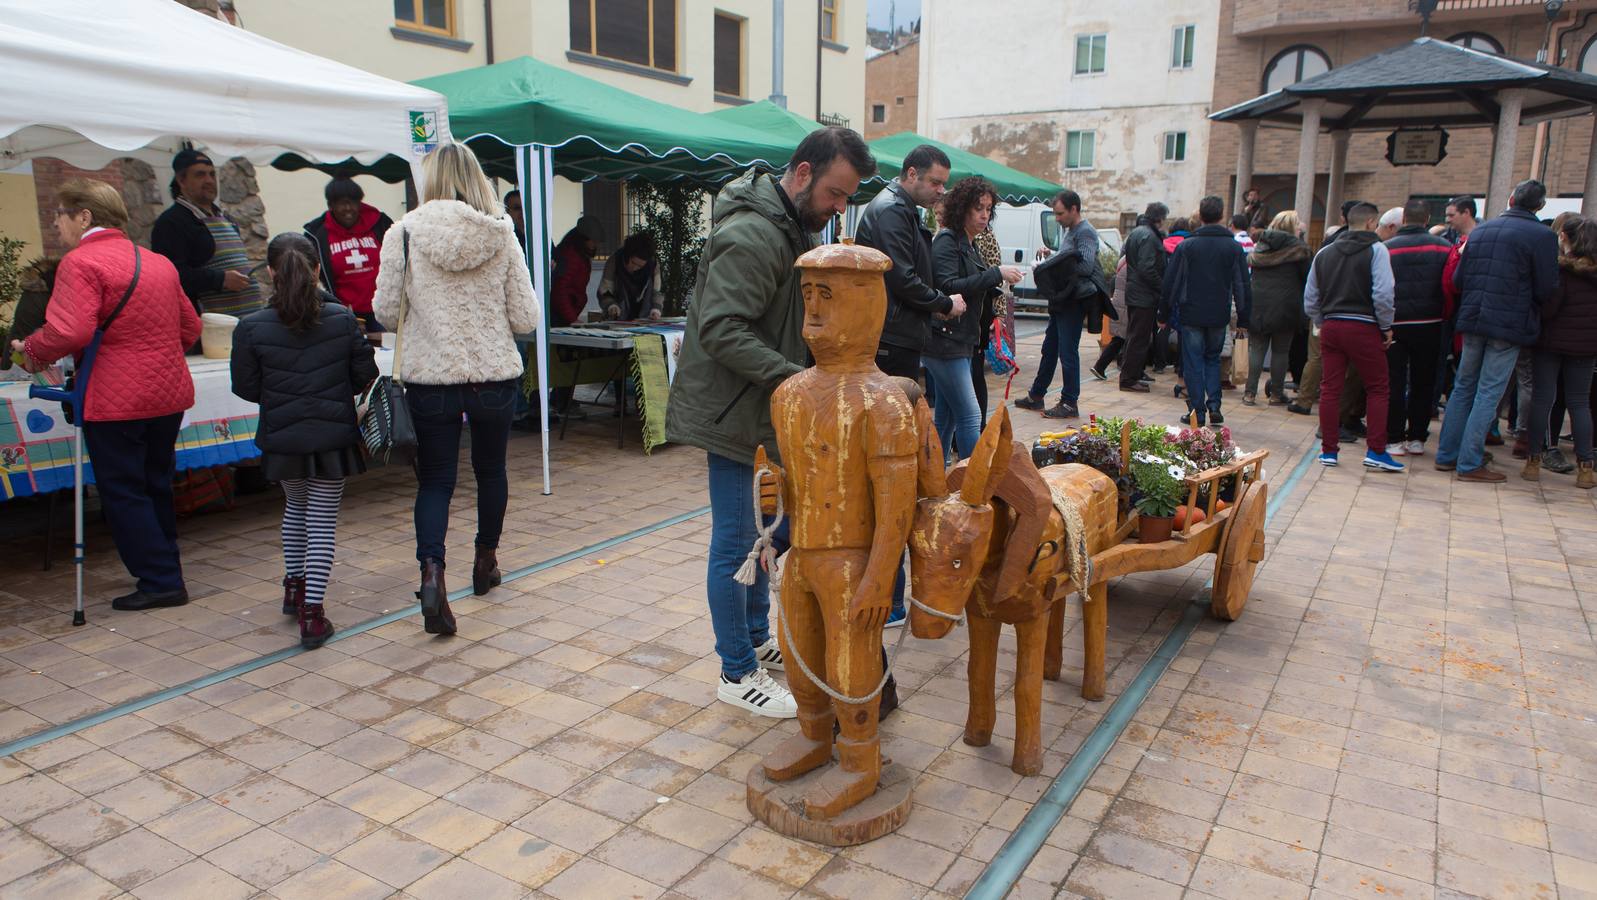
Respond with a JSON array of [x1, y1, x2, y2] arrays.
[[990, 202, 1121, 313]]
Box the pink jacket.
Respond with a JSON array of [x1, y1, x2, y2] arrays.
[[23, 229, 202, 421]]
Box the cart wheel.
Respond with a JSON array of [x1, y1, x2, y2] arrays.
[[1211, 480, 1266, 621]]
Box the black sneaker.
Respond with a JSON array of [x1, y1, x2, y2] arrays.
[[1014, 395, 1045, 411], [1287, 402, 1312, 416], [1210, 410, 1225, 425], [1089, 367, 1108, 381], [1139, 374, 1154, 384], [1043, 402, 1079, 419]]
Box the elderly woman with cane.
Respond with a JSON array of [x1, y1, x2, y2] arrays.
[[12, 178, 201, 613]]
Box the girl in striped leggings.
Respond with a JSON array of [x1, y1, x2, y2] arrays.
[[232, 233, 378, 648]]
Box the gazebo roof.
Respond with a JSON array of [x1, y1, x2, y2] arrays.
[[1211, 37, 1597, 131]]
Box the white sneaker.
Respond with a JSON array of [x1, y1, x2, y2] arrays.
[[1389, 443, 1407, 456], [754, 638, 784, 672], [1405, 440, 1425, 456], [717, 669, 798, 718]]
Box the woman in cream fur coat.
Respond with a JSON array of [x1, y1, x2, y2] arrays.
[[373, 141, 540, 636]]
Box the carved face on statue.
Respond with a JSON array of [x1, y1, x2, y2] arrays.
[[795, 241, 891, 368]]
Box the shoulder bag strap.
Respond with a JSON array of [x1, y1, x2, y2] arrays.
[[392, 227, 409, 385], [100, 246, 143, 333]]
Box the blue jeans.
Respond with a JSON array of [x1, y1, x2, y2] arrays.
[[924, 353, 982, 462], [1436, 334, 1520, 472], [1180, 325, 1227, 421], [707, 452, 790, 680], [1027, 302, 1085, 406], [408, 380, 517, 564]]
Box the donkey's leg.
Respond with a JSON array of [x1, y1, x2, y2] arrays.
[[964, 613, 1000, 747], [1010, 614, 1049, 776], [1043, 591, 1066, 682], [1081, 581, 1108, 701]]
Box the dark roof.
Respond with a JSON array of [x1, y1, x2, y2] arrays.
[[1212, 37, 1597, 130]]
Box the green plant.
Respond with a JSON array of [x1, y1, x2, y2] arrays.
[[0, 237, 25, 332], [1128, 422, 1179, 460], [629, 182, 708, 316], [1098, 246, 1118, 284], [1129, 451, 1188, 518]]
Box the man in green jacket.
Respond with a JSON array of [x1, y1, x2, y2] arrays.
[[666, 127, 877, 718]]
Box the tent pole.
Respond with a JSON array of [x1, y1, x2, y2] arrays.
[[518, 144, 555, 496]]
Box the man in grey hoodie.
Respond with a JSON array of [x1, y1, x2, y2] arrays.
[[666, 127, 877, 718]]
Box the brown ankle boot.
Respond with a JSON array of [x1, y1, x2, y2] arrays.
[[282, 575, 305, 616], [417, 559, 456, 636], [299, 602, 334, 649], [472, 547, 501, 596], [1521, 456, 1541, 482], [1579, 461, 1596, 490]]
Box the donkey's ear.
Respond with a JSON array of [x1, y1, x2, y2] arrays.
[[960, 406, 1013, 506], [915, 397, 948, 497]]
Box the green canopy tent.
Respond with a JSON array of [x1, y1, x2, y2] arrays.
[[868, 131, 1062, 205], [401, 57, 799, 493]]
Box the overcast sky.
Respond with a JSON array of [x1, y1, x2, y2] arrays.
[[867, 0, 920, 30]]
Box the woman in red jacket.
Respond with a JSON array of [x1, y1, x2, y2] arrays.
[[12, 179, 202, 611]]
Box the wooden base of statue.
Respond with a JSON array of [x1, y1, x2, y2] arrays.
[[745, 761, 915, 846]]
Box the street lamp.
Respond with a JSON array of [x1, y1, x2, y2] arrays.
[[1408, 0, 1440, 36]]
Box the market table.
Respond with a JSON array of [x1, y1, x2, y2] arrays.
[[522, 324, 684, 452], [0, 351, 394, 501]]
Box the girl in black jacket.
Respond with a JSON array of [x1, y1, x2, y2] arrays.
[[231, 233, 379, 648]]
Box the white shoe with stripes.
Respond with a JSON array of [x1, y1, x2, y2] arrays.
[[754, 638, 784, 672], [717, 668, 798, 718]]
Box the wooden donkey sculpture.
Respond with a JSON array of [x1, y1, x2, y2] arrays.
[[910, 434, 1121, 776]]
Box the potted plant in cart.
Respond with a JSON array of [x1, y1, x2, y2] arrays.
[[1129, 451, 1187, 543]]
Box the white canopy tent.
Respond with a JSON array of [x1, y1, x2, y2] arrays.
[[0, 0, 450, 177]]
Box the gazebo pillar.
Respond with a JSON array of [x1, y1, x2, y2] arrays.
[[1324, 129, 1350, 232], [1234, 120, 1258, 214], [1485, 89, 1526, 219], [1583, 115, 1597, 216], [1294, 99, 1325, 231]]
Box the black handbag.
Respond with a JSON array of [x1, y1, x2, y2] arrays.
[[358, 228, 416, 466]]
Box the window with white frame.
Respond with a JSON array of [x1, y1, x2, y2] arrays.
[[1262, 44, 1330, 92], [1163, 132, 1187, 163], [1447, 32, 1503, 55], [1171, 25, 1195, 69], [1074, 34, 1106, 75], [1583, 35, 1597, 75], [1065, 131, 1095, 170]]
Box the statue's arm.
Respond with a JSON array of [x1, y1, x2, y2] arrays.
[[849, 452, 917, 628]]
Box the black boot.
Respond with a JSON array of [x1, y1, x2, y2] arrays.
[[417, 560, 456, 636], [472, 547, 501, 596]]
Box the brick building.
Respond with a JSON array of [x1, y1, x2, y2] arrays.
[[1204, 0, 1597, 237], [865, 37, 919, 140]]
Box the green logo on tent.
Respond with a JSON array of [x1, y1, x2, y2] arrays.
[[410, 110, 439, 153]]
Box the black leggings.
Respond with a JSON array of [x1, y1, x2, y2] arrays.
[[1528, 353, 1596, 462]]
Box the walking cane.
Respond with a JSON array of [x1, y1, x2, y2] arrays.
[[28, 378, 87, 627]]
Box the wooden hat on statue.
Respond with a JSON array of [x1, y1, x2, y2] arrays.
[[795, 238, 892, 361]]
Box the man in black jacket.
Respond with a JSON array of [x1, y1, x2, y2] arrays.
[[1162, 196, 1251, 426], [302, 177, 394, 333], [151, 149, 265, 318], [1118, 203, 1168, 393], [1384, 200, 1452, 456], [856, 144, 964, 380]]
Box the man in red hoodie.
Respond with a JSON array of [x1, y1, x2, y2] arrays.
[[304, 177, 394, 332]]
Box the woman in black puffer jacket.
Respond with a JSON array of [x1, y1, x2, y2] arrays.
[[1524, 218, 1597, 487], [231, 233, 379, 648], [1244, 212, 1312, 405]]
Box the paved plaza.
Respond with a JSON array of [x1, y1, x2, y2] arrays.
[[1, 329, 1595, 899]]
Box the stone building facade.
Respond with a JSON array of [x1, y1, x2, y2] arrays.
[[865, 38, 919, 141], [1204, 0, 1597, 236]]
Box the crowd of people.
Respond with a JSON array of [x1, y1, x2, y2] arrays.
[[10, 126, 1595, 723]]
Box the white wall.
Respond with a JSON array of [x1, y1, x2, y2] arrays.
[[920, 0, 1221, 222]]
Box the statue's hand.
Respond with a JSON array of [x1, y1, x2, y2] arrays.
[[754, 445, 784, 518], [847, 577, 891, 629]]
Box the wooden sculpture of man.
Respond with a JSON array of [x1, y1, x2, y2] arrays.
[[753, 240, 918, 825]]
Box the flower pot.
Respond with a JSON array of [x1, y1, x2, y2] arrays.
[[1217, 478, 1238, 504], [1137, 514, 1174, 544]]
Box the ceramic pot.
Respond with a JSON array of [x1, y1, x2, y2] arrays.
[[1137, 513, 1174, 543]]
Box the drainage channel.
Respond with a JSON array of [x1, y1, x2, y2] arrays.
[[0, 505, 712, 759], [967, 439, 1321, 899]]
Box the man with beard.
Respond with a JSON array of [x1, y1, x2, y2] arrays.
[[152, 149, 264, 318], [666, 126, 877, 718], [303, 177, 394, 332]]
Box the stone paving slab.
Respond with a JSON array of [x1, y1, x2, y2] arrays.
[[2, 326, 1590, 898]]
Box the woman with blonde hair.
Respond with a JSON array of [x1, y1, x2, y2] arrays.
[[1244, 210, 1312, 406], [11, 179, 202, 610], [373, 141, 540, 635]]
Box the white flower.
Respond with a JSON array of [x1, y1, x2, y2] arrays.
[[1167, 464, 1187, 480]]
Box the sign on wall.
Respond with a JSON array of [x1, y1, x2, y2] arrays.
[[1385, 127, 1449, 167]]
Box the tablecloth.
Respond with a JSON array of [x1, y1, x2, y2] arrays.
[[0, 351, 393, 501]]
